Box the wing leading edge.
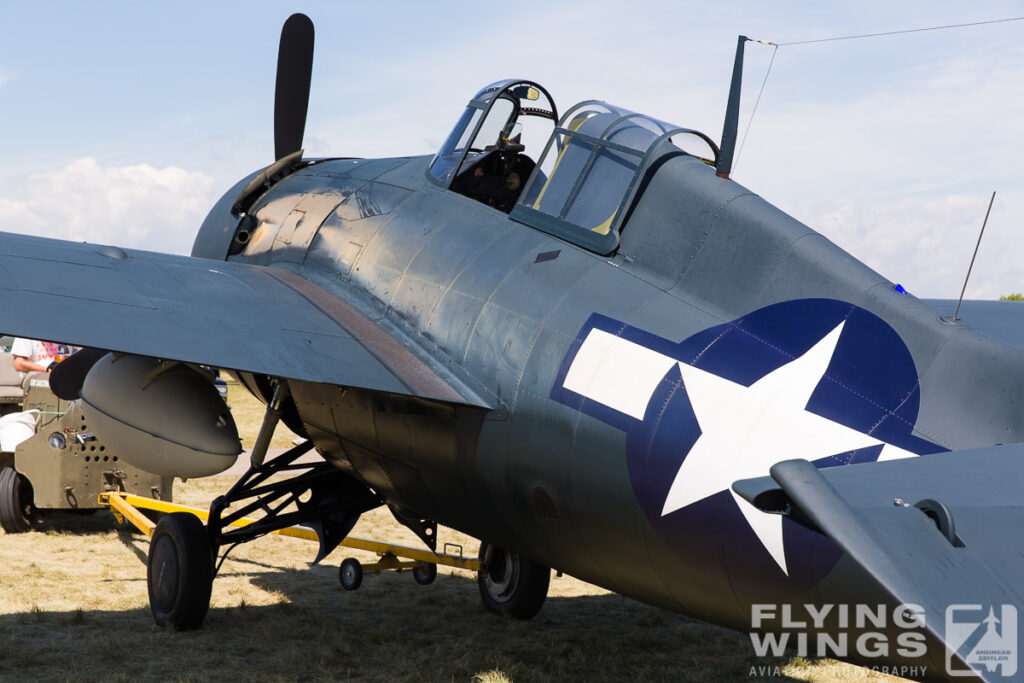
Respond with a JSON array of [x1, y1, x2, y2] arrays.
[[0, 231, 489, 408]]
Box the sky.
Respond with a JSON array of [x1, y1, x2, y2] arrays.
[[1, 1, 1022, 298]]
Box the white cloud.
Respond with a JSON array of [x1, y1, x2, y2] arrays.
[[3, 4, 1021, 302], [722, 36, 1024, 301], [0, 158, 215, 255], [790, 190, 1024, 299]]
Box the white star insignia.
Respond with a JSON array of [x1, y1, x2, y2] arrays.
[[563, 321, 918, 576]]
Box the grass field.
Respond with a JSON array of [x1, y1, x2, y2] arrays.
[[0, 387, 913, 681], [0, 501, 911, 682]]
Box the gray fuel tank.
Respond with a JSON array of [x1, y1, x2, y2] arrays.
[[80, 354, 241, 478]]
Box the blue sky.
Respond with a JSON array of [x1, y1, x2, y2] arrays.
[[2, 1, 1022, 297]]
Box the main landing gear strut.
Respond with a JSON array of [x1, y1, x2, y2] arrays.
[[147, 439, 381, 629], [117, 384, 553, 629], [128, 447, 551, 628]]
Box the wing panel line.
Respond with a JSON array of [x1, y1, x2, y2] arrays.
[[266, 269, 464, 403]]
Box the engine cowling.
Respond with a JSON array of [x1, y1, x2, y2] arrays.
[[80, 354, 241, 478]]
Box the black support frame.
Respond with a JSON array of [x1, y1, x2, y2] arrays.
[[207, 440, 382, 565]]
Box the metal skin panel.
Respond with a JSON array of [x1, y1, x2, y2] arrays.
[[777, 446, 1024, 598], [541, 301, 944, 623], [0, 233, 481, 406], [336, 157, 414, 181], [425, 228, 548, 365], [333, 183, 412, 223], [272, 194, 344, 264], [916, 329, 1024, 449], [191, 169, 260, 260], [374, 156, 438, 190], [924, 299, 1024, 350], [733, 450, 1024, 676], [7, 126, 1024, 671], [270, 153, 1024, 637], [463, 304, 544, 404], [345, 190, 456, 308], [618, 153, 753, 291]]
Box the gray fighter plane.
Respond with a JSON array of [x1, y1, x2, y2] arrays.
[[2, 14, 1022, 681]]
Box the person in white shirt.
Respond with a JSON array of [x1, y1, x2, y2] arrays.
[[10, 338, 77, 378]]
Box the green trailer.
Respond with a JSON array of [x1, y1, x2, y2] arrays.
[[0, 356, 171, 533]]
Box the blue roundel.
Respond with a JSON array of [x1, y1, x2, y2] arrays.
[[552, 298, 946, 592]]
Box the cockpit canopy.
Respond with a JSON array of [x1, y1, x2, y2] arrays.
[[430, 81, 719, 255], [428, 79, 557, 210]]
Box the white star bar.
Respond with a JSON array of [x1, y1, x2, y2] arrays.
[[662, 322, 915, 574], [562, 322, 918, 577], [562, 328, 677, 420]]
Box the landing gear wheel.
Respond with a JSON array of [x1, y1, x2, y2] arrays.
[[339, 558, 363, 591], [477, 541, 550, 620], [0, 466, 36, 533], [412, 562, 437, 585], [147, 513, 213, 630]]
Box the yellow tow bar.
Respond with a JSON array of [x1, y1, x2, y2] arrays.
[[98, 491, 481, 572]]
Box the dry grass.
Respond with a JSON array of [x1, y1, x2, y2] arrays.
[[0, 384, 913, 680], [0, 485, 912, 682]]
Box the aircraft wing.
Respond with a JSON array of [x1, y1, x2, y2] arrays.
[[0, 231, 489, 408], [925, 299, 1024, 351], [734, 449, 1024, 680]]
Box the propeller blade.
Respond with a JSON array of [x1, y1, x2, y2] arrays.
[[274, 13, 315, 161]]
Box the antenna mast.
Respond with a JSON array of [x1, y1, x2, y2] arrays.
[[716, 36, 748, 179], [953, 191, 997, 320]]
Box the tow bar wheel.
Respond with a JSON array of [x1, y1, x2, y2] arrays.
[[477, 541, 550, 620], [412, 561, 437, 585], [147, 512, 213, 630], [339, 557, 363, 591]]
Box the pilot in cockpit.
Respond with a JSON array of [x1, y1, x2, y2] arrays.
[[429, 80, 557, 214], [454, 121, 536, 213]]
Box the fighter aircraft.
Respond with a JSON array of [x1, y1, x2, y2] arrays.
[[2, 13, 1022, 681]]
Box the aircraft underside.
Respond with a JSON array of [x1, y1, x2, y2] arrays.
[[277, 374, 967, 678]]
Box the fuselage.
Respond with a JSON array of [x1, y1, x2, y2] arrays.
[[209, 150, 1024, 644]]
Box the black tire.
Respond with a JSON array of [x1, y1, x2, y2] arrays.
[[0, 466, 35, 533], [477, 541, 550, 620], [339, 557, 363, 591], [412, 561, 437, 586], [147, 513, 213, 630]]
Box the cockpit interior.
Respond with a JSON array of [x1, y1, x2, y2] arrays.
[[429, 80, 720, 255], [428, 80, 557, 213]]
